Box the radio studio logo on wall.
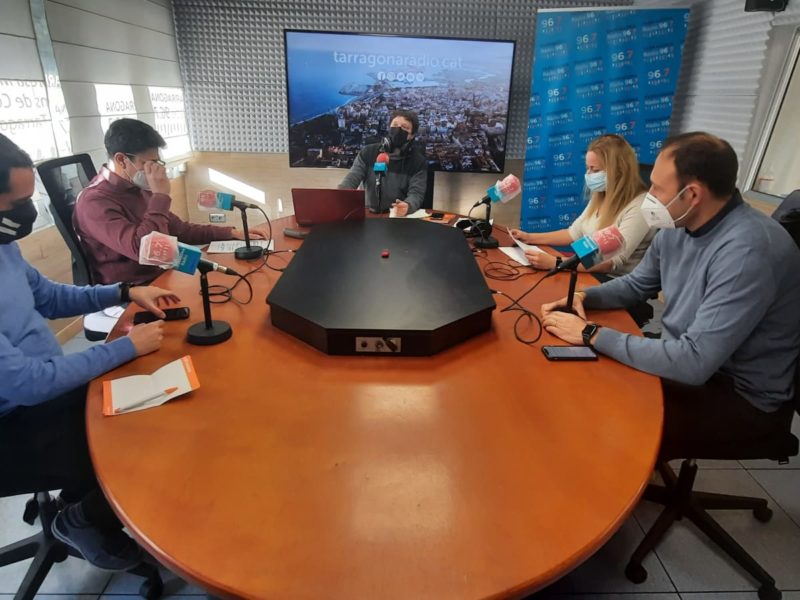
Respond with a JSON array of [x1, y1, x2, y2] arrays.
[[610, 76, 639, 94], [521, 7, 689, 233]]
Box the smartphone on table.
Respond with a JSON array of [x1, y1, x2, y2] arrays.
[[132, 307, 190, 325], [541, 345, 598, 361]]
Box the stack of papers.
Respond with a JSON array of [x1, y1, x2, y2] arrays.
[[102, 356, 200, 416], [389, 208, 430, 219], [206, 240, 275, 253], [499, 228, 544, 265]]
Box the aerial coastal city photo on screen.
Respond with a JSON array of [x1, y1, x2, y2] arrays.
[[285, 30, 516, 173]]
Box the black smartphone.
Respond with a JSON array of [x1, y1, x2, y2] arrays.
[[133, 307, 190, 325], [542, 345, 598, 361], [430, 211, 445, 220]]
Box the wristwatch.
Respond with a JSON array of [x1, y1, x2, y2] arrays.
[[119, 282, 134, 303], [582, 322, 600, 348]]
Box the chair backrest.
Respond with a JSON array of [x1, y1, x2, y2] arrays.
[[773, 190, 800, 247], [773, 192, 800, 416], [794, 360, 800, 417], [36, 155, 98, 286], [772, 189, 800, 222], [639, 163, 654, 188], [421, 166, 434, 210]]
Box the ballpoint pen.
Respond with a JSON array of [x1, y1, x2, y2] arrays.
[[115, 386, 179, 414]]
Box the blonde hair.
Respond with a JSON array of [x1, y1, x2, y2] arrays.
[[585, 134, 646, 229]]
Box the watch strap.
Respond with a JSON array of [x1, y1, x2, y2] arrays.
[[119, 282, 133, 303]]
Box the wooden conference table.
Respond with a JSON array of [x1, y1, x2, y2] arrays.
[[86, 214, 663, 600]]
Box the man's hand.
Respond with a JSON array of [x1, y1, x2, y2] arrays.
[[542, 292, 587, 320], [143, 161, 170, 196], [391, 200, 409, 217], [232, 223, 270, 240], [128, 286, 180, 319], [542, 311, 587, 346], [127, 321, 164, 357], [525, 250, 557, 271]]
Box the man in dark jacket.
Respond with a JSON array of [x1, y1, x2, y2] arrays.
[[339, 110, 428, 216]]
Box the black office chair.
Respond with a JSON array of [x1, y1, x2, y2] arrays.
[[626, 374, 799, 600], [771, 189, 800, 223], [639, 163, 654, 188], [625, 213, 800, 600], [36, 155, 120, 341], [772, 190, 800, 244], [421, 165, 435, 210], [0, 492, 163, 599]]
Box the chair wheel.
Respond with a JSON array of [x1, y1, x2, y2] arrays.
[[23, 498, 40, 525], [53, 544, 69, 563], [139, 576, 163, 600], [625, 561, 648, 584], [754, 506, 773, 523], [758, 584, 781, 600]]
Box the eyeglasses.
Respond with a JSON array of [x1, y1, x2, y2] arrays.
[[125, 153, 165, 167]]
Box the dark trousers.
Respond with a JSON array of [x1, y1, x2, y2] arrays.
[[0, 386, 121, 531], [660, 374, 795, 461]]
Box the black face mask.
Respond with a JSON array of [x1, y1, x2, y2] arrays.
[[388, 127, 410, 151], [0, 198, 37, 244]]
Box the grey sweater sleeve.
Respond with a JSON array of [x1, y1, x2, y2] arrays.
[[403, 168, 428, 212], [583, 233, 662, 309], [592, 248, 775, 386], [339, 153, 368, 190]]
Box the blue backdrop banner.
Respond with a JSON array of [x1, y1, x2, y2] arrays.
[[521, 8, 689, 232]]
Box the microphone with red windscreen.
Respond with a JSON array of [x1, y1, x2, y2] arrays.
[[473, 174, 522, 207], [138, 232, 238, 345], [197, 189, 257, 211], [139, 231, 239, 276], [549, 225, 626, 275], [372, 152, 391, 212], [374, 152, 390, 172]]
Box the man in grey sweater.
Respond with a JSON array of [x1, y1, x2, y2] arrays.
[[338, 110, 428, 216], [542, 132, 800, 459]]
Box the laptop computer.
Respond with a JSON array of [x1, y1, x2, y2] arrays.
[[291, 189, 366, 227]]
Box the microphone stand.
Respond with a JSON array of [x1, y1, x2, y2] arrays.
[[473, 200, 499, 249], [234, 206, 264, 261], [553, 265, 579, 315], [186, 262, 233, 345], [375, 172, 383, 213]]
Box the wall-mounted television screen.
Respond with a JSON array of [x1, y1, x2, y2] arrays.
[[285, 30, 516, 173]]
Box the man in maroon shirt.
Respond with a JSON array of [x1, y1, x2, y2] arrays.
[[74, 119, 269, 284]]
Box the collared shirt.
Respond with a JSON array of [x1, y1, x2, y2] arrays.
[[73, 166, 233, 284], [686, 190, 743, 237]]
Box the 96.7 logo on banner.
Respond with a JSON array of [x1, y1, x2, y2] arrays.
[[521, 7, 689, 232]]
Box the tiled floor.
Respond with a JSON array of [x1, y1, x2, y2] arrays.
[[2, 335, 799, 599]]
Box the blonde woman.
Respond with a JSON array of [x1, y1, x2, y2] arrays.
[[511, 134, 654, 275]]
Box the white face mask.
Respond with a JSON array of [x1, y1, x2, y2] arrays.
[[124, 156, 151, 191], [585, 170, 607, 192], [640, 185, 692, 229]]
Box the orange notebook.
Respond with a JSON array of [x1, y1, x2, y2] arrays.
[[102, 356, 200, 416]]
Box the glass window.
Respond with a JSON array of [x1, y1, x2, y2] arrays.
[[149, 87, 192, 161], [751, 44, 800, 199], [0, 79, 63, 230], [95, 84, 137, 134]]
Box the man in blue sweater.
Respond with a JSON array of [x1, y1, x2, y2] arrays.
[[0, 134, 179, 570], [542, 132, 800, 459]]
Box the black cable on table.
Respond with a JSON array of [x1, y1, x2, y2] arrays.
[[488, 271, 551, 346]]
